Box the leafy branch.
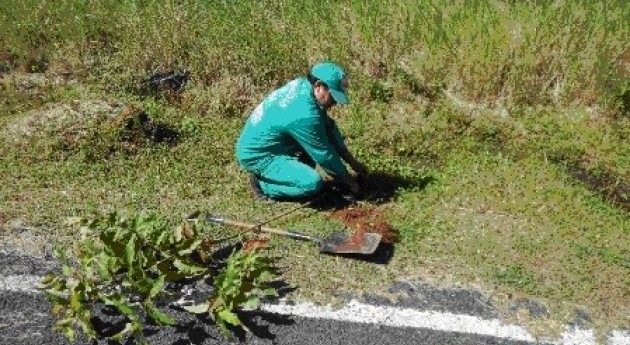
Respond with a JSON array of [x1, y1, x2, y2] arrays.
[[41, 212, 278, 343]]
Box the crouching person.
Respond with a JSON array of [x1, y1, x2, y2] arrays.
[[235, 61, 368, 201]]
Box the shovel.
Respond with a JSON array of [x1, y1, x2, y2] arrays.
[[197, 214, 382, 255]]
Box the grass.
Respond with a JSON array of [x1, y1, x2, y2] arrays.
[[1, 0, 629, 342]]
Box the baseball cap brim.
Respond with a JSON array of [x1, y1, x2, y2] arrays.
[[330, 88, 349, 105]]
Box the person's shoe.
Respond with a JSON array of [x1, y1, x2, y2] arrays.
[[248, 175, 272, 202]]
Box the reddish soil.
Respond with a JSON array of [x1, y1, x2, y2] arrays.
[[243, 238, 269, 252], [330, 206, 397, 244]]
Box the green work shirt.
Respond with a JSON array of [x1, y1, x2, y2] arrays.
[[236, 77, 349, 178]]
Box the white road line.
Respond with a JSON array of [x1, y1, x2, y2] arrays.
[[262, 300, 630, 345], [2, 275, 628, 345], [0, 274, 42, 293], [262, 299, 536, 342]]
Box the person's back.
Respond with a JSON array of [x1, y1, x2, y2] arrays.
[[236, 77, 322, 172]]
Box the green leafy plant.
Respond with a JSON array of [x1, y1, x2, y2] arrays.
[[41, 213, 277, 343], [181, 247, 279, 337]]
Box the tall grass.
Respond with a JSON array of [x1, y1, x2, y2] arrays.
[[1, 0, 628, 112]]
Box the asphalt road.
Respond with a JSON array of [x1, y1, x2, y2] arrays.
[[0, 291, 543, 345], [0, 248, 626, 345]]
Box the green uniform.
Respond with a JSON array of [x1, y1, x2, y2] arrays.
[[236, 77, 349, 198]]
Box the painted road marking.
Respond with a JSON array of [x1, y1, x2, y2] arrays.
[[261, 300, 629, 345], [2, 274, 629, 345]]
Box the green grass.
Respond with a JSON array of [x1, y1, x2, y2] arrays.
[[1, 0, 629, 341]]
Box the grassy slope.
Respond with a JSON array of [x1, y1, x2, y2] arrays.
[[1, 0, 628, 340]]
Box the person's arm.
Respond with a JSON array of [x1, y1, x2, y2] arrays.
[[287, 116, 349, 178], [325, 117, 369, 176]]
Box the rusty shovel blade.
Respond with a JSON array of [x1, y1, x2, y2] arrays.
[[318, 232, 382, 255]]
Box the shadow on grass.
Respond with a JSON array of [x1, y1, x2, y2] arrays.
[[305, 170, 437, 211], [564, 164, 630, 212], [328, 242, 395, 265]]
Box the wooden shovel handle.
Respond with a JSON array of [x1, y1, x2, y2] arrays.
[[205, 215, 318, 242]]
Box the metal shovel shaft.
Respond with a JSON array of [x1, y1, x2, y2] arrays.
[[204, 215, 322, 244]]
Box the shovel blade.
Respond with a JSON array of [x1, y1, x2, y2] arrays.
[[320, 233, 382, 255]]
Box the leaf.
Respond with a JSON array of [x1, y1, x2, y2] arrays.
[[103, 296, 135, 317], [177, 239, 203, 256], [181, 302, 210, 314], [55, 318, 74, 328], [257, 270, 276, 282], [40, 274, 57, 287], [51, 303, 64, 315], [62, 325, 76, 341], [240, 296, 260, 310], [110, 322, 134, 342], [125, 233, 136, 268], [155, 228, 169, 246], [217, 308, 242, 327], [45, 292, 69, 307], [262, 287, 279, 298], [61, 264, 73, 277], [78, 309, 97, 339], [156, 261, 188, 281], [69, 290, 82, 312], [144, 302, 176, 325], [100, 231, 125, 258], [96, 252, 113, 281], [173, 259, 206, 275], [133, 277, 153, 296], [148, 275, 165, 299], [173, 224, 183, 242], [208, 296, 224, 310]]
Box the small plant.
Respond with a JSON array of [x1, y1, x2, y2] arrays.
[[180, 247, 279, 337], [180, 116, 201, 136], [493, 264, 537, 292], [41, 213, 277, 343]]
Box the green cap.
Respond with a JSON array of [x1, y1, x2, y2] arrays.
[[310, 61, 349, 105]]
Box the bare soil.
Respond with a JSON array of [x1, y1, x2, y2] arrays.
[[330, 206, 398, 244]]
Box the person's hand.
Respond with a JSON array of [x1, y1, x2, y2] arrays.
[[340, 174, 360, 195], [347, 176, 360, 195], [350, 160, 369, 177]]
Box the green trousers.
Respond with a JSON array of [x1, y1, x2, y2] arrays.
[[246, 118, 345, 199], [256, 155, 323, 198]]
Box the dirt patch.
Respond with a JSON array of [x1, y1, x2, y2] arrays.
[[55, 105, 180, 159], [566, 163, 630, 212], [2, 100, 122, 143], [330, 206, 397, 244], [112, 106, 179, 145], [243, 238, 270, 252]]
